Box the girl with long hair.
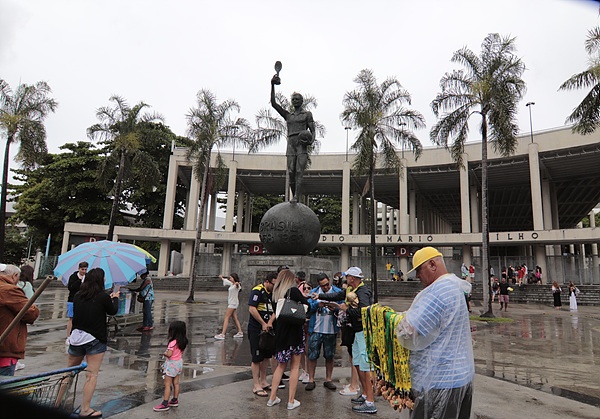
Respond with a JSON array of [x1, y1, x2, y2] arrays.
[[552, 280, 562, 310], [568, 281, 580, 312], [266, 269, 308, 411], [214, 273, 243, 339], [154, 320, 189, 411], [67, 268, 119, 418]]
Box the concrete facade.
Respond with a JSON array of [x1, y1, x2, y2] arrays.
[[61, 126, 600, 283]]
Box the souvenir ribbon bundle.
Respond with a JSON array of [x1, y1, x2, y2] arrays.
[[362, 304, 414, 412]]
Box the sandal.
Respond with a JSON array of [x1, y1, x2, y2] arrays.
[[262, 385, 272, 391], [253, 389, 269, 397], [80, 409, 102, 417]]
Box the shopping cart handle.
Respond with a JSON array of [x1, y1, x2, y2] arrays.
[[80, 362, 88, 370]]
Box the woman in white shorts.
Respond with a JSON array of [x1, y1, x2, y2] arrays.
[[214, 273, 243, 339]]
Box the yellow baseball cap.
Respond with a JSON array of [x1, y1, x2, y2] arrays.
[[407, 247, 443, 274]]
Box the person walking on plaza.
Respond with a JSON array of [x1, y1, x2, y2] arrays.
[[67, 268, 119, 418], [66, 261, 88, 344], [214, 273, 243, 339], [131, 271, 154, 331], [266, 269, 308, 411], [499, 277, 510, 312], [552, 280, 562, 310], [0, 264, 40, 376], [396, 247, 474, 419], [461, 263, 469, 280], [248, 272, 276, 397], [305, 273, 343, 391], [568, 281, 580, 312], [316, 267, 376, 414], [468, 264, 475, 283], [153, 320, 189, 412], [17, 264, 35, 299]]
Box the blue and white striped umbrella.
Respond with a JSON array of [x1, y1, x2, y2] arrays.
[[54, 240, 149, 289]]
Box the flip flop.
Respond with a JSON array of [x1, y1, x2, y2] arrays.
[[80, 409, 102, 418], [262, 385, 272, 391], [253, 389, 269, 397]]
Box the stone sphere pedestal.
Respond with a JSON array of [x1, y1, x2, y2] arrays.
[[259, 201, 321, 255]]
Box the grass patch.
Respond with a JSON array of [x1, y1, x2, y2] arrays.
[[469, 316, 514, 323]]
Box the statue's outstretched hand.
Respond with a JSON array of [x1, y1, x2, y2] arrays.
[[271, 74, 281, 85]]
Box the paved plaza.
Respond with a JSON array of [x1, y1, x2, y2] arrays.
[[12, 287, 600, 418]]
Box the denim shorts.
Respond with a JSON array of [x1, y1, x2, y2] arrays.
[[67, 302, 74, 318], [68, 339, 107, 357]]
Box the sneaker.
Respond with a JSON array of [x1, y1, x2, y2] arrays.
[[266, 397, 281, 407], [278, 383, 286, 389], [287, 399, 301, 410], [233, 332, 243, 338], [168, 398, 178, 407], [15, 361, 25, 371], [351, 395, 366, 405], [352, 402, 377, 414], [323, 381, 337, 390], [153, 402, 170, 412], [299, 371, 309, 383], [214, 334, 225, 340], [281, 373, 290, 381], [339, 385, 359, 396]]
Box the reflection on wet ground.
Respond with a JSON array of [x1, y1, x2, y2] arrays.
[[21, 288, 600, 416]]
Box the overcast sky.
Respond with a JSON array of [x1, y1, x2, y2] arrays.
[[1, 0, 599, 166]]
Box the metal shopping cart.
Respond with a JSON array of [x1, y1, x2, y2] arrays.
[[0, 362, 87, 412]]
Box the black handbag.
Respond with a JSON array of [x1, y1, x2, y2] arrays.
[[258, 329, 276, 352], [276, 289, 307, 325]]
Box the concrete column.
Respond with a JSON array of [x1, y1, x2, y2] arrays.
[[208, 192, 217, 230], [202, 195, 209, 231], [360, 197, 367, 235], [236, 192, 244, 233], [470, 180, 480, 233], [352, 194, 359, 257], [409, 188, 416, 234], [158, 239, 170, 276], [61, 232, 70, 254], [460, 154, 471, 234], [381, 204, 387, 234], [589, 211, 599, 284], [222, 243, 232, 276], [528, 143, 544, 231], [342, 161, 350, 235], [341, 246, 350, 272], [163, 157, 178, 230], [182, 241, 193, 276], [542, 180, 554, 256], [185, 167, 200, 231], [244, 195, 252, 232], [225, 161, 238, 232], [399, 160, 409, 235]]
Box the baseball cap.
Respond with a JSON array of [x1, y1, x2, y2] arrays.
[[343, 267, 364, 278], [0, 263, 6, 272], [407, 247, 443, 274]]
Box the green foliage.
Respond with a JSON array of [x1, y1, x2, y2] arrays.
[[11, 142, 112, 253], [559, 27, 600, 134], [580, 212, 600, 228], [3, 226, 28, 265]]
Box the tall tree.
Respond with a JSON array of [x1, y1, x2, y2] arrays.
[[430, 33, 526, 316], [185, 90, 250, 302], [0, 79, 57, 259], [11, 142, 112, 253], [341, 69, 425, 302], [87, 96, 162, 241], [559, 27, 600, 134]]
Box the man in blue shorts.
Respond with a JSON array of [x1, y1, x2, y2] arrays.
[[397, 247, 474, 419], [305, 273, 343, 391]]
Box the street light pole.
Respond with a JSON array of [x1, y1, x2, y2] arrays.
[[526, 102, 535, 144], [345, 126, 351, 161]]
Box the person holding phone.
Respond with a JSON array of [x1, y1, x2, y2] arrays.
[[131, 271, 154, 331]]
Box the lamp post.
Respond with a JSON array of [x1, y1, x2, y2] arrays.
[[345, 126, 351, 161], [526, 102, 535, 144]]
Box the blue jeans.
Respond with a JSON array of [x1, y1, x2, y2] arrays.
[[143, 299, 154, 327], [0, 362, 16, 376]]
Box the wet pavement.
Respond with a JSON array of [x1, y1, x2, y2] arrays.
[[13, 287, 600, 418]]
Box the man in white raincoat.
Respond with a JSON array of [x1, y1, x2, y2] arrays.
[[396, 247, 474, 419]]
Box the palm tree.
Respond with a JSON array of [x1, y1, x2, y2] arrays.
[[185, 90, 250, 302], [88, 96, 163, 241], [341, 69, 425, 303], [0, 79, 57, 260], [559, 27, 600, 134], [430, 33, 526, 316]]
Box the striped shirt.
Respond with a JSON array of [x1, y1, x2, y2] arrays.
[[402, 274, 474, 391]]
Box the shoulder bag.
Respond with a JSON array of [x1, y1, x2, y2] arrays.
[[276, 289, 307, 325]]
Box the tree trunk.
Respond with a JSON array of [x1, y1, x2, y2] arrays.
[[186, 148, 212, 303], [369, 160, 378, 303], [480, 116, 494, 317], [106, 151, 126, 242], [0, 136, 13, 260]]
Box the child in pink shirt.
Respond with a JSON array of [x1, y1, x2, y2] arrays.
[[153, 321, 189, 412]]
